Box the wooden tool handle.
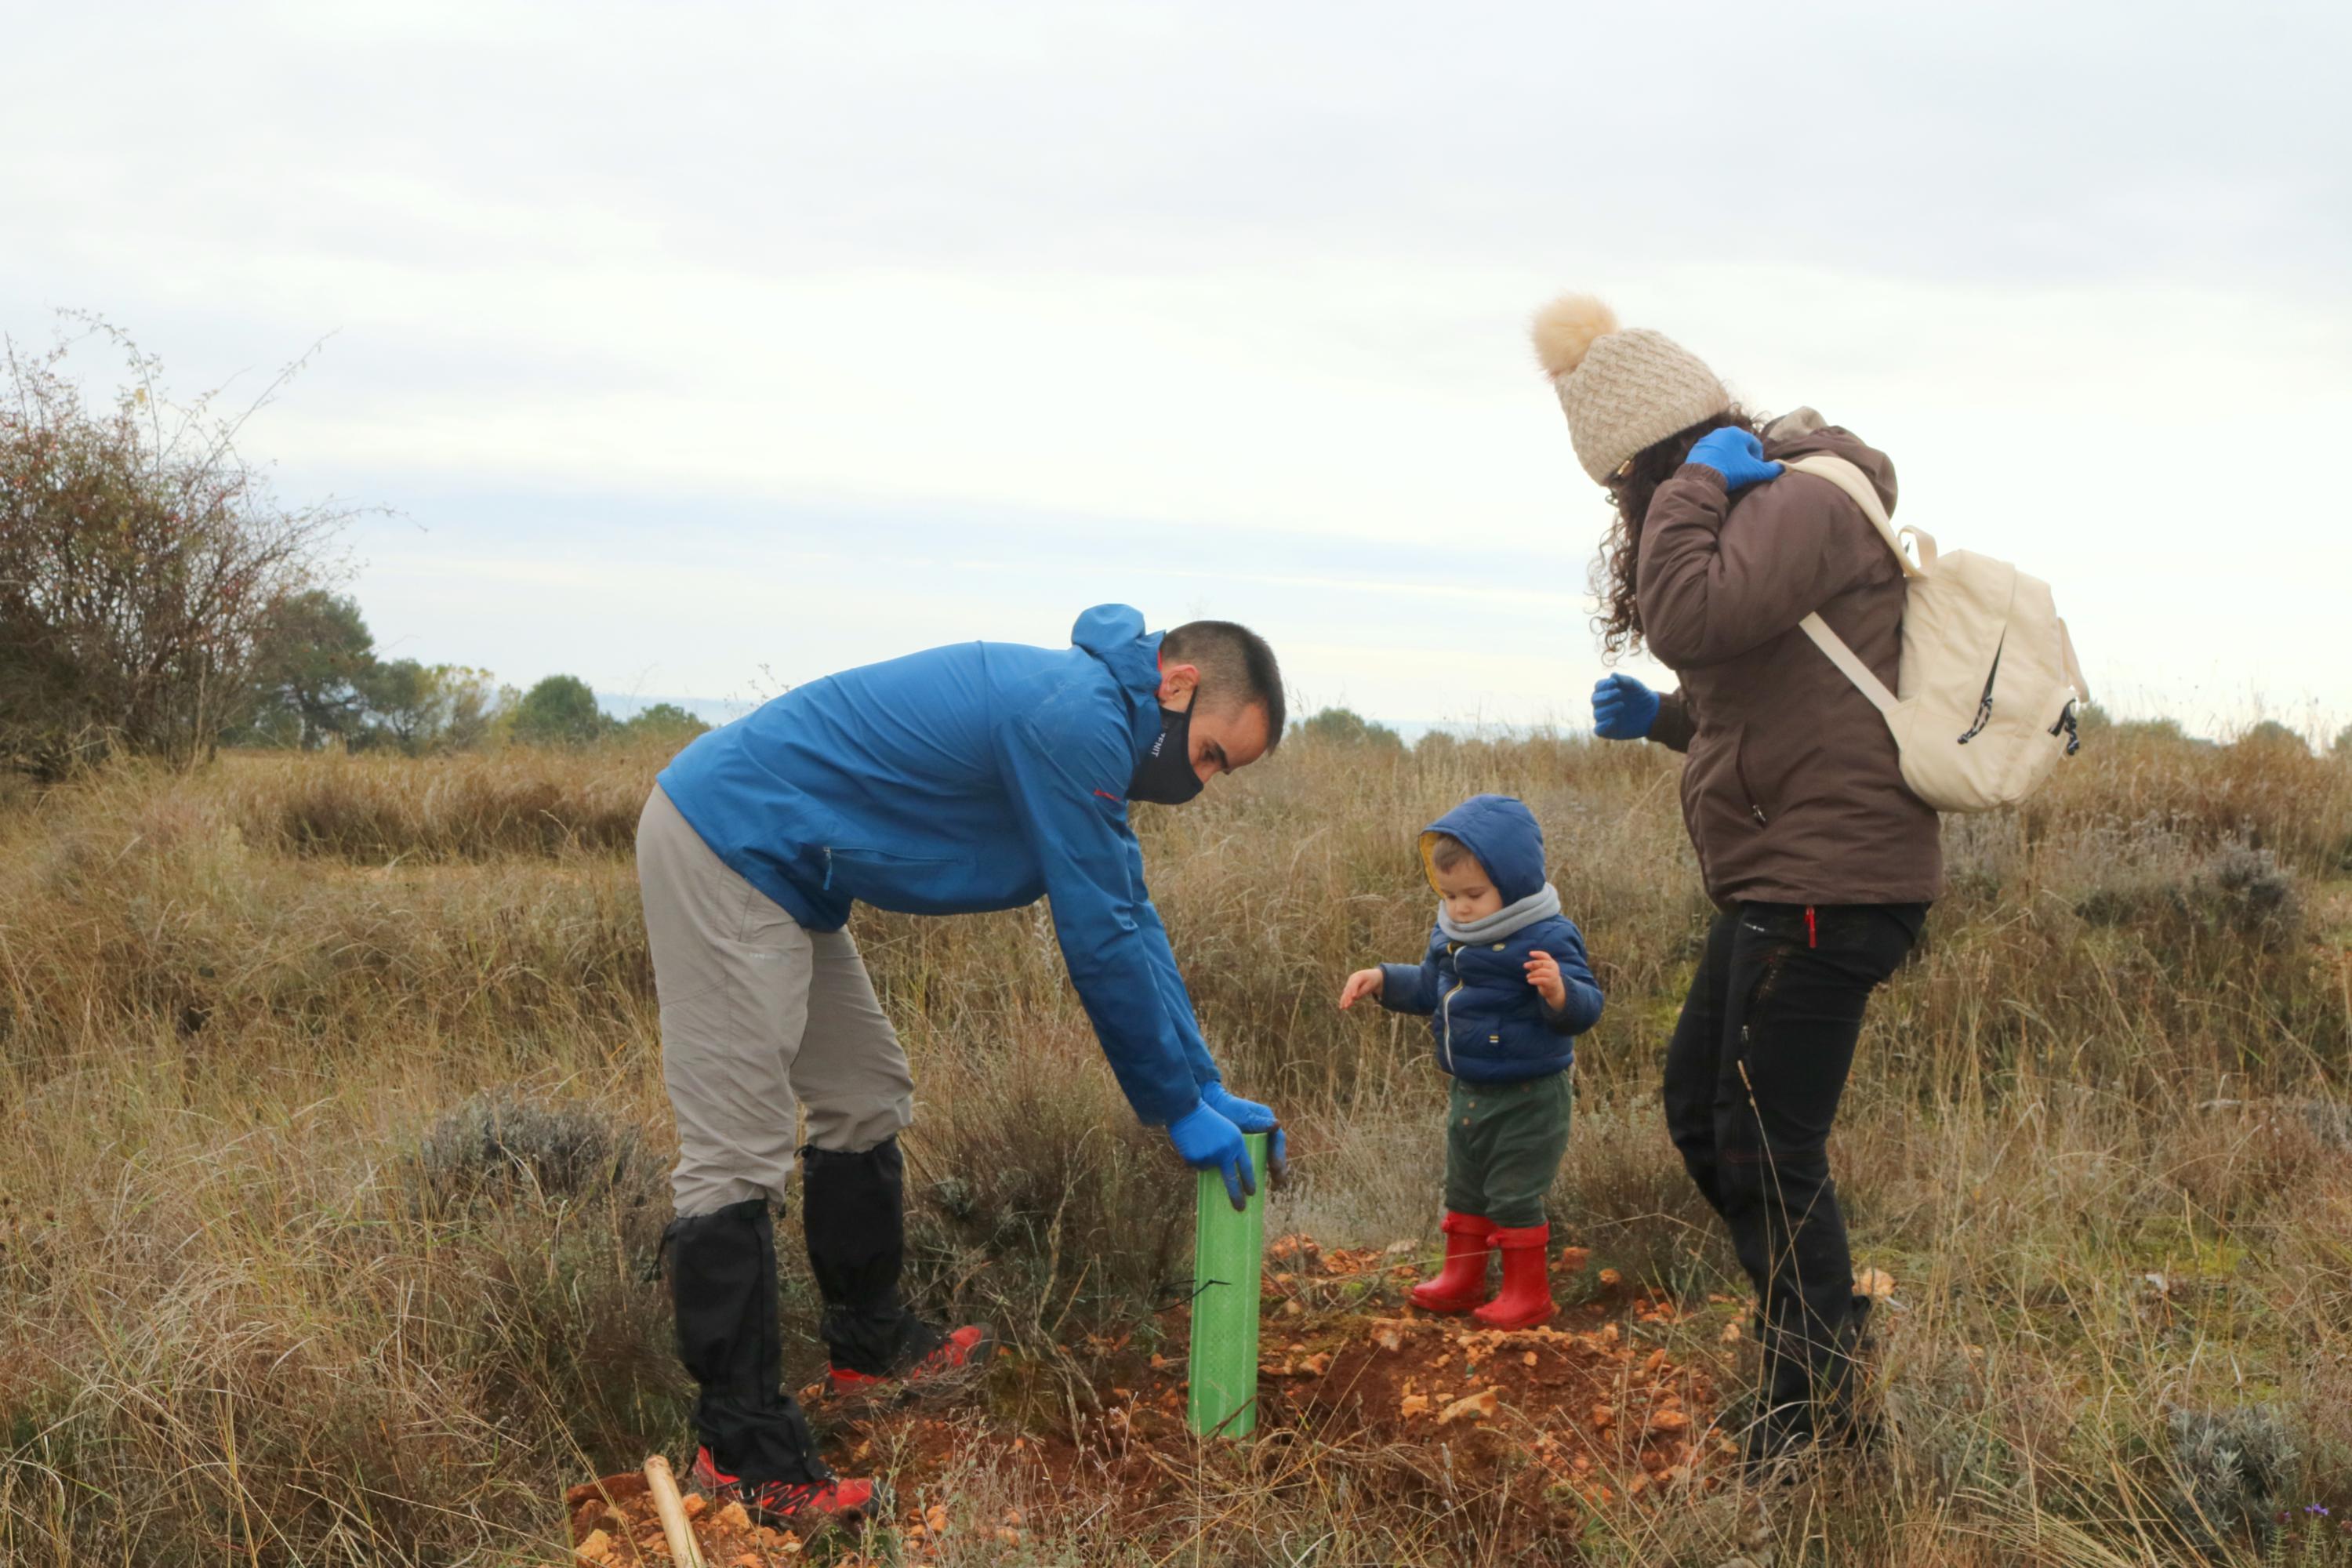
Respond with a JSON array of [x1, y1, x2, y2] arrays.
[[641, 1454, 707, 1568]]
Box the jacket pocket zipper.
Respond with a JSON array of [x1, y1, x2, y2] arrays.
[[1439, 958, 1464, 1075], [1732, 731, 1768, 827]]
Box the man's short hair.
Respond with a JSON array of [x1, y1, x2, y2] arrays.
[[1161, 620, 1285, 753]]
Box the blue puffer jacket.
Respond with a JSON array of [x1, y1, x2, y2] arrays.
[[1377, 795, 1604, 1084], [655, 605, 1220, 1126]]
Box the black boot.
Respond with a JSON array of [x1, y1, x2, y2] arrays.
[[800, 1138, 942, 1378], [1739, 1290, 1882, 1475], [663, 1198, 829, 1485], [1833, 1292, 1891, 1454]]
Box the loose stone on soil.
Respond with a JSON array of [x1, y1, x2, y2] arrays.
[[1439, 1388, 1500, 1423]]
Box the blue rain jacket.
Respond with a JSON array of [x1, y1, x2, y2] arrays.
[[655, 605, 1219, 1125], [1377, 794, 1605, 1084]]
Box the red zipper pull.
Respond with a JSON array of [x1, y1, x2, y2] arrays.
[[1806, 907, 1817, 949]]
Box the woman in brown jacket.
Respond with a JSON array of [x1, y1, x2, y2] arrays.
[[1532, 295, 1941, 1468]]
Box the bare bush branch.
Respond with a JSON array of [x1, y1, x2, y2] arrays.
[[0, 315, 358, 777]]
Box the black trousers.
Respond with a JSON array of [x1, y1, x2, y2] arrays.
[[1662, 901, 1922, 1446]]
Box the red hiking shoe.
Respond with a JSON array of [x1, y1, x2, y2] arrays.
[[1474, 1223, 1556, 1330], [827, 1323, 997, 1398], [689, 1446, 887, 1533], [1410, 1211, 1495, 1315]]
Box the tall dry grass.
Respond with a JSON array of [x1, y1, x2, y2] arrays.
[[2, 728, 2350, 1565]]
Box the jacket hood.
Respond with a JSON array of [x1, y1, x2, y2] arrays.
[[1760, 408, 1897, 515], [1071, 603, 1166, 707], [1421, 793, 1548, 905]]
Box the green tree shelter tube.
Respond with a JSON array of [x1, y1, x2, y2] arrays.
[[1187, 1131, 1268, 1440]]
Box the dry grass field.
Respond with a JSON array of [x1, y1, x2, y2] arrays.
[[4, 721, 2351, 1566]]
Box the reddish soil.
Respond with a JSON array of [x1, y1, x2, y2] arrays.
[[1254, 1236, 1730, 1515], [561, 1233, 1731, 1563]]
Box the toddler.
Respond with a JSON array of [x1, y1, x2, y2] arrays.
[[1339, 793, 1603, 1328]]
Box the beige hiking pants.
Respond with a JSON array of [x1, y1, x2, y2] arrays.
[[636, 785, 915, 1218]]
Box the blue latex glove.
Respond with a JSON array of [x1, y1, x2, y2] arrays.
[[1686, 427, 1783, 491], [1168, 1101, 1257, 1211], [1200, 1083, 1287, 1186], [1591, 673, 1661, 741]]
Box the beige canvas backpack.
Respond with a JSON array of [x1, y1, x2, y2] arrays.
[[1781, 453, 2088, 814]]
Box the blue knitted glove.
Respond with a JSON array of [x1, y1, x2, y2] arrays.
[[1169, 1102, 1257, 1210], [1592, 673, 1661, 741], [1200, 1083, 1287, 1186], [1686, 427, 1783, 491]]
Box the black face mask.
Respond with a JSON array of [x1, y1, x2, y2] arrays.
[[1127, 688, 1203, 806]]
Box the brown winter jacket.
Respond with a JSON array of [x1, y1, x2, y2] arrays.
[[1638, 416, 1944, 909]]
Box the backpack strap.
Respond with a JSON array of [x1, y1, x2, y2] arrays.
[[1777, 453, 1933, 576], [1798, 612, 1898, 714], [1777, 452, 1910, 714]]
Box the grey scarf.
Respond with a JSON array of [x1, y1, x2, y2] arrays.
[[1437, 882, 1562, 946]]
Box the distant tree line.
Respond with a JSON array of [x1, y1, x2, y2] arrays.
[[1291, 702, 2352, 759], [1, 321, 704, 779], [1290, 706, 1406, 749], [225, 587, 708, 756]]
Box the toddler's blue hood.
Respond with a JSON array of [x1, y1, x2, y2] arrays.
[[1421, 793, 1548, 905]]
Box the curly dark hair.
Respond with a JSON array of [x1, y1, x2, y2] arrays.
[[1591, 406, 1760, 660]]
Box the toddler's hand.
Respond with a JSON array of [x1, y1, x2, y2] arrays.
[[1338, 968, 1385, 1010], [1524, 951, 1566, 1009]]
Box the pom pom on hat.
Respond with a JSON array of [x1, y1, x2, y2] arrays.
[[1529, 291, 1731, 485], [1530, 294, 1619, 379]]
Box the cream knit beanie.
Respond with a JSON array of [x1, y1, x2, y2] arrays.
[[1530, 295, 1730, 485]]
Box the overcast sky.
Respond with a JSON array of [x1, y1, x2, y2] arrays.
[[6, 1, 2347, 735]]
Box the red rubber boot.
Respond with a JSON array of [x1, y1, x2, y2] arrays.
[[1410, 1211, 1494, 1314], [1475, 1223, 1556, 1330]]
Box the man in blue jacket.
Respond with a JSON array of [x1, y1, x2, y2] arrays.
[[636, 605, 1287, 1529]]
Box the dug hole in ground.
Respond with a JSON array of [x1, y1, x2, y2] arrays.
[[564, 1235, 1893, 1564]]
